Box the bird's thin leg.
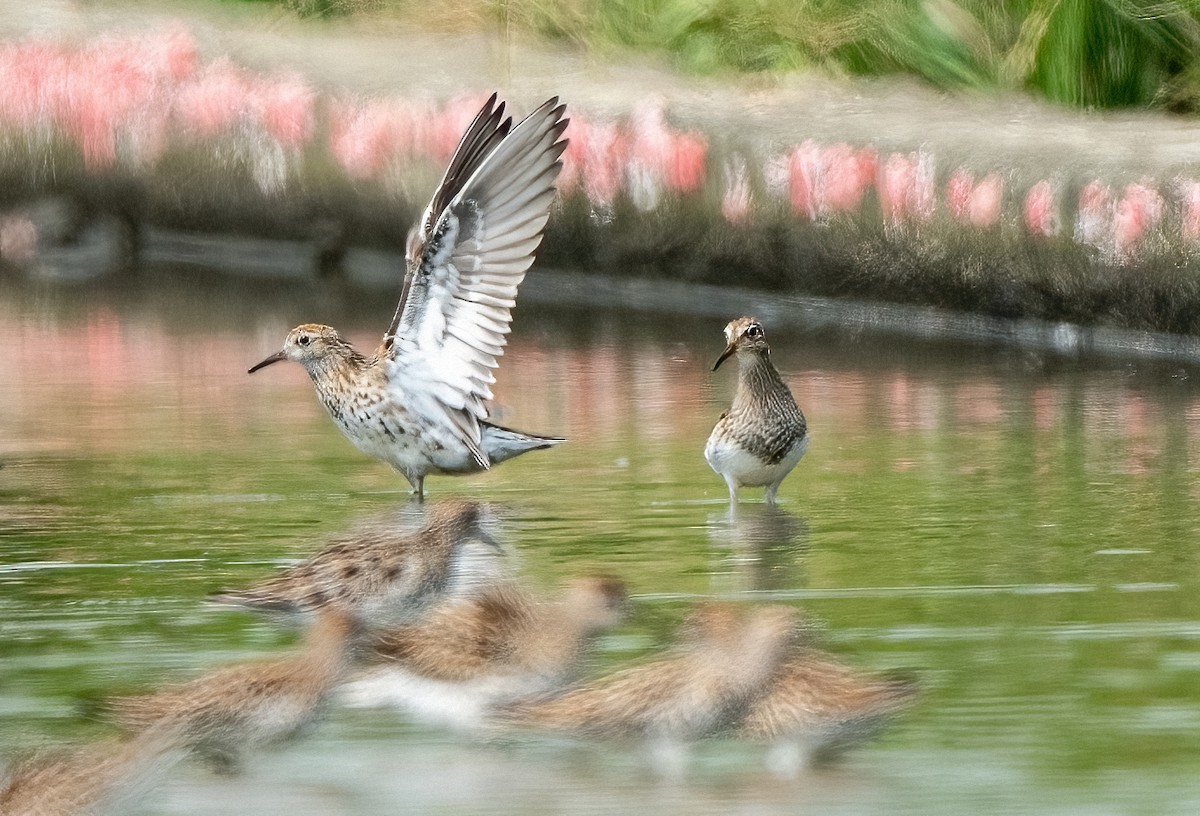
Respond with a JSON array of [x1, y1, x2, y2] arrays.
[[723, 474, 739, 505], [400, 470, 424, 501], [764, 481, 781, 506]]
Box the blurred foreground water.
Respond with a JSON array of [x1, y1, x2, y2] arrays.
[[1, 266, 1199, 814]]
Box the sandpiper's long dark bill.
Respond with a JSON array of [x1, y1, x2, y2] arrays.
[[249, 93, 569, 499], [248, 349, 286, 373], [712, 341, 738, 371], [705, 317, 809, 505]]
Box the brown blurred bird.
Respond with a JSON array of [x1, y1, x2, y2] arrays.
[[341, 575, 628, 727], [0, 726, 184, 816], [211, 499, 509, 627], [107, 607, 360, 773], [496, 602, 800, 742], [737, 649, 919, 775]]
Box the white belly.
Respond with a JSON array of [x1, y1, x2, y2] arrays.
[[326, 397, 476, 477], [339, 667, 551, 730], [705, 434, 808, 489]]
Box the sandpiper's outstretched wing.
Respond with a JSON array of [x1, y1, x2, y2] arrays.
[[383, 95, 568, 468]]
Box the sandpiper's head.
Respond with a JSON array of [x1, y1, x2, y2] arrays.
[[249, 324, 345, 373], [713, 316, 769, 370]]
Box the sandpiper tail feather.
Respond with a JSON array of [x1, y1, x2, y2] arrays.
[[481, 422, 566, 465]]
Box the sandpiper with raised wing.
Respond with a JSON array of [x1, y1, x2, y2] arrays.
[[249, 94, 568, 499]]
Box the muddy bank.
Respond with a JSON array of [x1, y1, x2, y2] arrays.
[[3, 1, 1200, 338]]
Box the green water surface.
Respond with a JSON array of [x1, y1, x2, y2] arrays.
[[1, 272, 1198, 814]]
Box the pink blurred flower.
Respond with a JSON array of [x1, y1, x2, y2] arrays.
[[967, 172, 1003, 227], [625, 100, 708, 204], [721, 155, 752, 223], [787, 141, 821, 218], [256, 75, 315, 149], [1074, 181, 1112, 248], [148, 25, 199, 83], [0, 214, 37, 263], [66, 44, 150, 167], [946, 168, 973, 220], [1113, 182, 1163, 258], [663, 131, 707, 193], [328, 98, 411, 180], [0, 42, 58, 128], [581, 119, 627, 207], [788, 141, 877, 219], [821, 143, 874, 213], [878, 152, 917, 224], [1023, 180, 1059, 238], [0, 29, 196, 166], [174, 57, 251, 139], [59, 30, 201, 168], [1178, 179, 1200, 243]]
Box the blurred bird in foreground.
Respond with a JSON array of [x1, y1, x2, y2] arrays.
[[497, 600, 918, 775], [494, 602, 800, 768], [0, 726, 184, 816], [341, 574, 628, 728], [705, 317, 808, 505], [737, 648, 920, 776], [249, 93, 569, 500], [107, 607, 360, 774], [211, 499, 509, 627]]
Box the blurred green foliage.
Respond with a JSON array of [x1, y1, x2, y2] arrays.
[[245, 0, 1200, 110]]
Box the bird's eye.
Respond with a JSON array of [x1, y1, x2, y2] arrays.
[[298, 335, 311, 346], [747, 324, 764, 338]]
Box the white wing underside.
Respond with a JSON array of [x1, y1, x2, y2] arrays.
[[384, 97, 568, 469]]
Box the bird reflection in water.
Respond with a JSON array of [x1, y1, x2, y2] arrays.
[[707, 503, 809, 594]]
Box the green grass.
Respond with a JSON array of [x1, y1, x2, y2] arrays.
[[235, 0, 1200, 111]]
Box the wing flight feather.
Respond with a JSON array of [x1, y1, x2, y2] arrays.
[[385, 96, 568, 468]]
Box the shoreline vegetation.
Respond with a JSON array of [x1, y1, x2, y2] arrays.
[[256, 0, 1200, 112], [2, 7, 1200, 338]]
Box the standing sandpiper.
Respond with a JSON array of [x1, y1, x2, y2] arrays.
[[705, 317, 808, 505], [249, 94, 569, 499]]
